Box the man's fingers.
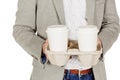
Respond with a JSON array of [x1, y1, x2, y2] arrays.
[[97, 38, 102, 50], [42, 40, 49, 60], [42, 40, 48, 53]]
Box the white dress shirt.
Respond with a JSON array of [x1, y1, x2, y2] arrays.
[[63, 0, 87, 40], [63, 0, 91, 70]]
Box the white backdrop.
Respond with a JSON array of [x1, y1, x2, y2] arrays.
[[0, 0, 120, 80]]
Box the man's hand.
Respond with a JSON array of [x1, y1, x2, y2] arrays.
[[97, 38, 102, 50], [42, 39, 49, 58]]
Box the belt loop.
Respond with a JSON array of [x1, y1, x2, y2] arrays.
[[66, 70, 70, 79], [78, 69, 81, 78]]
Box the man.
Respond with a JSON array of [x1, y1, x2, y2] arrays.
[[13, 0, 120, 80]]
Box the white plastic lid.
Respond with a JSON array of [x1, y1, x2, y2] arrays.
[[77, 25, 98, 32], [46, 25, 68, 33]]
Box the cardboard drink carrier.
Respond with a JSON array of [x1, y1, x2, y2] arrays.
[[45, 40, 102, 67]]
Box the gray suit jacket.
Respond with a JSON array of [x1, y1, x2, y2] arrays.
[[13, 0, 120, 80]]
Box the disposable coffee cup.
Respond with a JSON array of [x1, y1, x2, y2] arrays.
[[77, 25, 98, 51], [46, 25, 69, 51]]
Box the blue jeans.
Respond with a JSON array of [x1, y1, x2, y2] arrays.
[[63, 70, 95, 80], [41, 51, 47, 64]]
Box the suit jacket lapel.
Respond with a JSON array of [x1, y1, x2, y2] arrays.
[[52, 0, 96, 25], [86, 0, 96, 25], [52, 0, 65, 24]]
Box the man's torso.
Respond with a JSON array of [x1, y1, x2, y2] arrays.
[[31, 0, 107, 80]]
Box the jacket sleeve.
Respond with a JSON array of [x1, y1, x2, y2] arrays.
[[98, 0, 120, 55], [12, 0, 45, 61]]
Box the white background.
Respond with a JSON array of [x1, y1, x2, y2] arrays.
[[0, 0, 120, 80]]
